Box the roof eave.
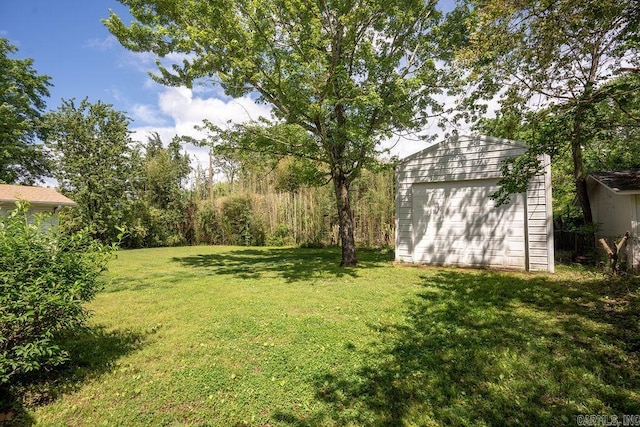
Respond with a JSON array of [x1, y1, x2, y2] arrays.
[[0, 200, 77, 207], [588, 174, 640, 196]]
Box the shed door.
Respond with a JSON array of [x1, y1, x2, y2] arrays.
[[412, 179, 526, 268]]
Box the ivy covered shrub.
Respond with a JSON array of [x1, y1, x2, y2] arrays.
[[0, 202, 114, 385]]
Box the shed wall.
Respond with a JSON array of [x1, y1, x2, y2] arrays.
[[395, 134, 554, 272]]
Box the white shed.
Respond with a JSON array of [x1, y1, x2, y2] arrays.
[[587, 170, 640, 269], [395, 134, 554, 272]]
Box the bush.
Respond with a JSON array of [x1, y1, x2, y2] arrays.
[[0, 202, 114, 385], [266, 223, 294, 247], [220, 195, 265, 246]]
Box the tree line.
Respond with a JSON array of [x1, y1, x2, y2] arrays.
[[41, 95, 396, 249]]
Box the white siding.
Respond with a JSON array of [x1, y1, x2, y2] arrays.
[[0, 204, 61, 231], [395, 134, 554, 272], [526, 160, 554, 272], [411, 179, 526, 268], [588, 180, 640, 269], [589, 183, 633, 237]]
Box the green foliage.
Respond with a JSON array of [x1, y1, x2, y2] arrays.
[[455, 0, 639, 223], [105, 0, 459, 265], [266, 223, 295, 247], [475, 74, 640, 221], [194, 196, 266, 246], [0, 38, 52, 184], [190, 152, 394, 249], [0, 202, 113, 385], [142, 132, 191, 211], [220, 195, 265, 246], [195, 200, 222, 245], [44, 98, 144, 245], [135, 132, 193, 247]]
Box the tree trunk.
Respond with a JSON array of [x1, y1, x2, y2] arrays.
[[333, 173, 357, 267], [571, 93, 593, 225], [571, 137, 593, 225]]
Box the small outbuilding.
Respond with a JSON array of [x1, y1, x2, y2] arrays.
[[395, 134, 554, 272], [587, 170, 640, 270], [0, 184, 77, 227]]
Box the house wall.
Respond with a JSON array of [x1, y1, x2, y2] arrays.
[[395, 134, 554, 272], [526, 161, 555, 272], [588, 183, 633, 237], [588, 182, 639, 269], [0, 203, 61, 231]]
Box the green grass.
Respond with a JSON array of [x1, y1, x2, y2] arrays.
[[6, 246, 640, 426]]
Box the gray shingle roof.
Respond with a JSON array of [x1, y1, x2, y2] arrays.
[[589, 170, 640, 195]]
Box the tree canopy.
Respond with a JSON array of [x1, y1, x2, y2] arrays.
[[44, 98, 143, 245], [104, 0, 456, 266], [0, 38, 51, 184], [453, 0, 639, 224]]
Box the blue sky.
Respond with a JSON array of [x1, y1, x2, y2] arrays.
[[1, 1, 460, 166], [0, 1, 156, 113], [0, 0, 274, 170]]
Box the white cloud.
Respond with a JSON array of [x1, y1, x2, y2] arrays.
[[119, 51, 157, 72], [130, 104, 167, 126], [130, 126, 177, 146], [86, 35, 118, 51], [157, 87, 271, 127], [130, 83, 488, 168], [130, 86, 272, 175]]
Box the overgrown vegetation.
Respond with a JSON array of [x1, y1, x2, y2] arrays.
[[0, 203, 113, 388], [5, 246, 637, 426], [191, 162, 395, 249]]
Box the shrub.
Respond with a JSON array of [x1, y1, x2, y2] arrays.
[[220, 195, 265, 246], [195, 201, 222, 245], [0, 202, 114, 385], [266, 223, 294, 247]]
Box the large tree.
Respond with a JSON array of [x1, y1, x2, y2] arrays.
[[136, 132, 194, 247], [143, 131, 191, 211], [454, 0, 639, 224], [475, 73, 640, 222], [44, 99, 142, 245], [104, 0, 455, 266], [0, 38, 51, 184]]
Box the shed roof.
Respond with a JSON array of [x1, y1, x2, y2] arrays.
[[0, 184, 77, 207], [588, 170, 640, 195], [397, 134, 528, 164]]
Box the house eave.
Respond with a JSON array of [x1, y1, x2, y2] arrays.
[[587, 175, 640, 196]]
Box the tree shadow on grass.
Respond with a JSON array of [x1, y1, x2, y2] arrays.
[[1, 326, 145, 427], [171, 246, 394, 282], [274, 270, 640, 426]]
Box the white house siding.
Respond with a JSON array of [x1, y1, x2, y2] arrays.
[[588, 182, 639, 269], [526, 165, 555, 272], [0, 203, 62, 231], [395, 134, 554, 272], [589, 184, 633, 237]]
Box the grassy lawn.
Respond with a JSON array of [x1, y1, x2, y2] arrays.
[[7, 245, 640, 426]]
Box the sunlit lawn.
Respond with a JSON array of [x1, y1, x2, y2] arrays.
[[8, 246, 640, 426]]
